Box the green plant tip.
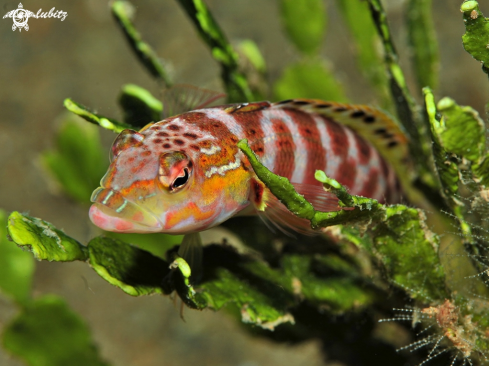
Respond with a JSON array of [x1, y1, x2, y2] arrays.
[[314, 170, 341, 189], [461, 1, 478, 12], [437, 97, 455, 111], [171, 257, 192, 278]]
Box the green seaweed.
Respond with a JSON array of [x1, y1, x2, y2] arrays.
[[112, 1, 172, 86], [176, 0, 255, 102], [273, 59, 347, 102], [407, 0, 439, 90], [335, 0, 389, 105], [7, 212, 88, 262], [3, 295, 109, 366], [461, 1, 489, 76], [63, 98, 133, 133], [0, 210, 34, 305], [279, 0, 326, 55], [41, 115, 108, 204], [118, 84, 163, 128]]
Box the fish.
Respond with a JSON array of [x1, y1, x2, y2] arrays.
[[89, 96, 408, 236]]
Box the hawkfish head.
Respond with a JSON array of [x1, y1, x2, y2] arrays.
[[89, 112, 252, 234]]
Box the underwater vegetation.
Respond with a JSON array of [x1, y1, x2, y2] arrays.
[[3, 0, 489, 365]]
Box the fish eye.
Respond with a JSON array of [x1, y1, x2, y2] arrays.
[[170, 167, 190, 192], [158, 152, 192, 192]]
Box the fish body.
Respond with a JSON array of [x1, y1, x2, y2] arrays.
[[90, 100, 404, 234]]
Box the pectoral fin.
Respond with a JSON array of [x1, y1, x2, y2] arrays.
[[177, 232, 203, 284], [250, 178, 347, 236]]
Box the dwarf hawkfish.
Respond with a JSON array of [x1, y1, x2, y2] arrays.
[[90, 88, 408, 239]]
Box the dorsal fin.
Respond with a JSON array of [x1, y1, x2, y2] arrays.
[[272, 99, 412, 182], [162, 84, 227, 118]]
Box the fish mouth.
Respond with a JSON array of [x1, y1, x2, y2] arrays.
[[89, 188, 162, 233]]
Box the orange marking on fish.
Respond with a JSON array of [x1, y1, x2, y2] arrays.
[[165, 202, 216, 229]]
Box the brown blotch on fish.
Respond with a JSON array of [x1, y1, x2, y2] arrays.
[[153, 138, 162, 144], [256, 147, 264, 153], [387, 141, 398, 148], [315, 103, 331, 109], [230, 136, 238, 143], [292, 100, 310, 106], [141, 151, 151, 157], [157, 132, 169, 137], [163, 143, 171, 149], [249, 129, 256, 136], [183, 133, 198, 140], [190, 144, 200, 151], [212, 122, 221, 128], [364, 115, 376, 123], [334, 107, 347, 113], [252, 179, 264, 205], [383, 133, 395, 139], [351, 110, 366, 118], [374, 128, 387, 135], [168, 125, 180, 131], [174, 139, 185, 146]]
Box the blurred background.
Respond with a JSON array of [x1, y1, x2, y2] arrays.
[[1, 0, 488, 365]]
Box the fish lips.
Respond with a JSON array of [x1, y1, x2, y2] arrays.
[[89, 187, 162, 233]]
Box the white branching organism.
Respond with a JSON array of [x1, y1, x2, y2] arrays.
[[380, 299, 489, 366]]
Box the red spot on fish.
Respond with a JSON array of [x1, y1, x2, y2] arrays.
[[168, 125, 180, 131], [251, 179, 264, 206], [163, 143, 171, 149], [132, 211, 144, 222], [158, 132, 169, 137], [142, 151, 151, 157], [183, 132, 198, 139], [128, 157, 135, 163], [154, 138, 162, 143], [115, 220, 134, 231], [174, 139, 185, 146], [190, 144, 200, 151]]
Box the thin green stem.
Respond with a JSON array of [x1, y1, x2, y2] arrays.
[[111, 1, 172, 86], [176, 0, 255, 102], [64, 98, 132, 133]]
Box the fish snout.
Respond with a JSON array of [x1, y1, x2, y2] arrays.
[[90, 188, 162, 233]]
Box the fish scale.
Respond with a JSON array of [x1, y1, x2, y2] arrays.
[[90, 99, 405, 234]]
